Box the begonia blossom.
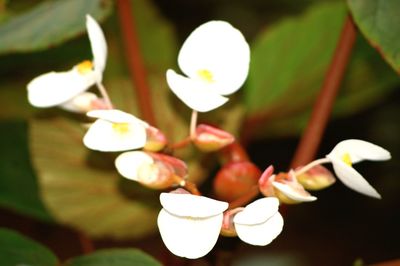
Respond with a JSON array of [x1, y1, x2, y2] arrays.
[[326, 139, 391, 199], [83, 109, 148, 152], [166, 20, 250, 112], [157, 192, 228, 259], [233, 197, 283, 246], [115, 151, 187, 189], [27, 15, 107, 108]]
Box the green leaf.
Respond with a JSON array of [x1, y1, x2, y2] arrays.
[[29, 117, 159, 239], [0, 228, 58, 266], [245, 2, 347, 113], [0, 120, 52, 221], [64, 249, 161, 266], [0, 0, 113, 55], [348, 0, 400, 73]]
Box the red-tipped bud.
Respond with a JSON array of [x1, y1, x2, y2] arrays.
[[193, 124, 235, 152], [258, 165, 275, 197], [261, 171, 317, 204], [144, 126, 168, 152], [214, 161, 261, 202], [295, 165, 336, 190], [115, 151, 187, 189], [220, 208, 243, 237]]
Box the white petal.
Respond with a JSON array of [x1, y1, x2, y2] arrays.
[[272, 182, 317, 202], [87, 109, 148, 126], [235, 212, 283, 246], [86, 14, 107, 80], [233, 197, 279, 225], [330, 158, 381, 199], [27, 69, 96, 108], [327, 139, 391, 164], [59, 92, 98, 113], [160, 193, 228, 218], [166, 70, 228, 112], [115, 151, 154, 181], [158, 209, 223, 259], [178, 21, 250, 95], [83, 119, 147, 152]]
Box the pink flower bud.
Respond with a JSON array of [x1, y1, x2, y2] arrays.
[[193, 124, 235, 152], [220, 142, 250, 163], [214, 161, 261, 202], [258, 165, 275, 197], [295, 165, 336, 190], [220, 208, 243, 237], [144, 126, 168, 152]]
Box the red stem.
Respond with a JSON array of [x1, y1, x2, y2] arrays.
[[229, 15, 357, 208], [116, 0, 156, 126], [290, 15, 356, 169], [77, 232, 94, 254]]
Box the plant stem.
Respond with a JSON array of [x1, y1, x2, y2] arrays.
[[290, 15, 356, 169], [116, 0, 156, 126], [77, 232, 94, 254], [190, 110, 198, 140], [96, 82, 113, 109], [294, 158, 331, 176]]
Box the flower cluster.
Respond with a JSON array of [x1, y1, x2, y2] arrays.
[[26, 15, 391, 260]]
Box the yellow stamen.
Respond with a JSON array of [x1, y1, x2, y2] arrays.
[[112, 123, 130, 134], [341, 153, 352, 166], [197, 69, 214, 83], [76, 60, 93, 75]]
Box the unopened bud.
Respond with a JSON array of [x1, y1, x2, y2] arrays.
[[60, 92, 107, 113], [214, 161, 261, 202], [193, 124, 235, 152], [296, 165, 336, 190], [144, 126, 168, 152], [115, 151, 187, 189], [258, 165, 275, 197], [219, 142, 250, 164]]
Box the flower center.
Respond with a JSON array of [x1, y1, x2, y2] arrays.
[[341, 153, 352, 166], [112, 123, 130, 134], [76, 60, 93, 75], [197, 69, 214, 83]]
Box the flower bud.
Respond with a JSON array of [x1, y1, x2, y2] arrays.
[[193, 124, 235, 152], [295, 165, 336, 190], [219, 142, 249, 164], [258, 165, 275, 197], [144, 126, 168, 152], [214, 161, 261, 202], [60, 92, 108, 113], [260, 170, 317, 204], [115, 151, 187, 189]]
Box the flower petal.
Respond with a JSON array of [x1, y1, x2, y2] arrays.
[[233, 197, 279, 225], [83, 118, 147, 152], [27, 69, 96, 107], [160, 193, 228, 218], [328, 139, 391, 164], [235, 212, 283, 246], [330, 158, 381, 199], [272, 181, 317, 202], [115, 151, 154, 181], [86, 14, 107, 81], [158, 209, 223, 259], [87, 109, 148, 126], [59, 92, 98, 113], [177, 20, 250, 95], [166, 70, 228, 112]]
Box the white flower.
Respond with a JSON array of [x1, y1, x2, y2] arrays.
[[83, 109, 148, 152], [27, 14, 107, 108], [326, 139, 391, 199], [233, 197, 283, 246], [166, 20, 250, 112], [157, 192, 228, 259]]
